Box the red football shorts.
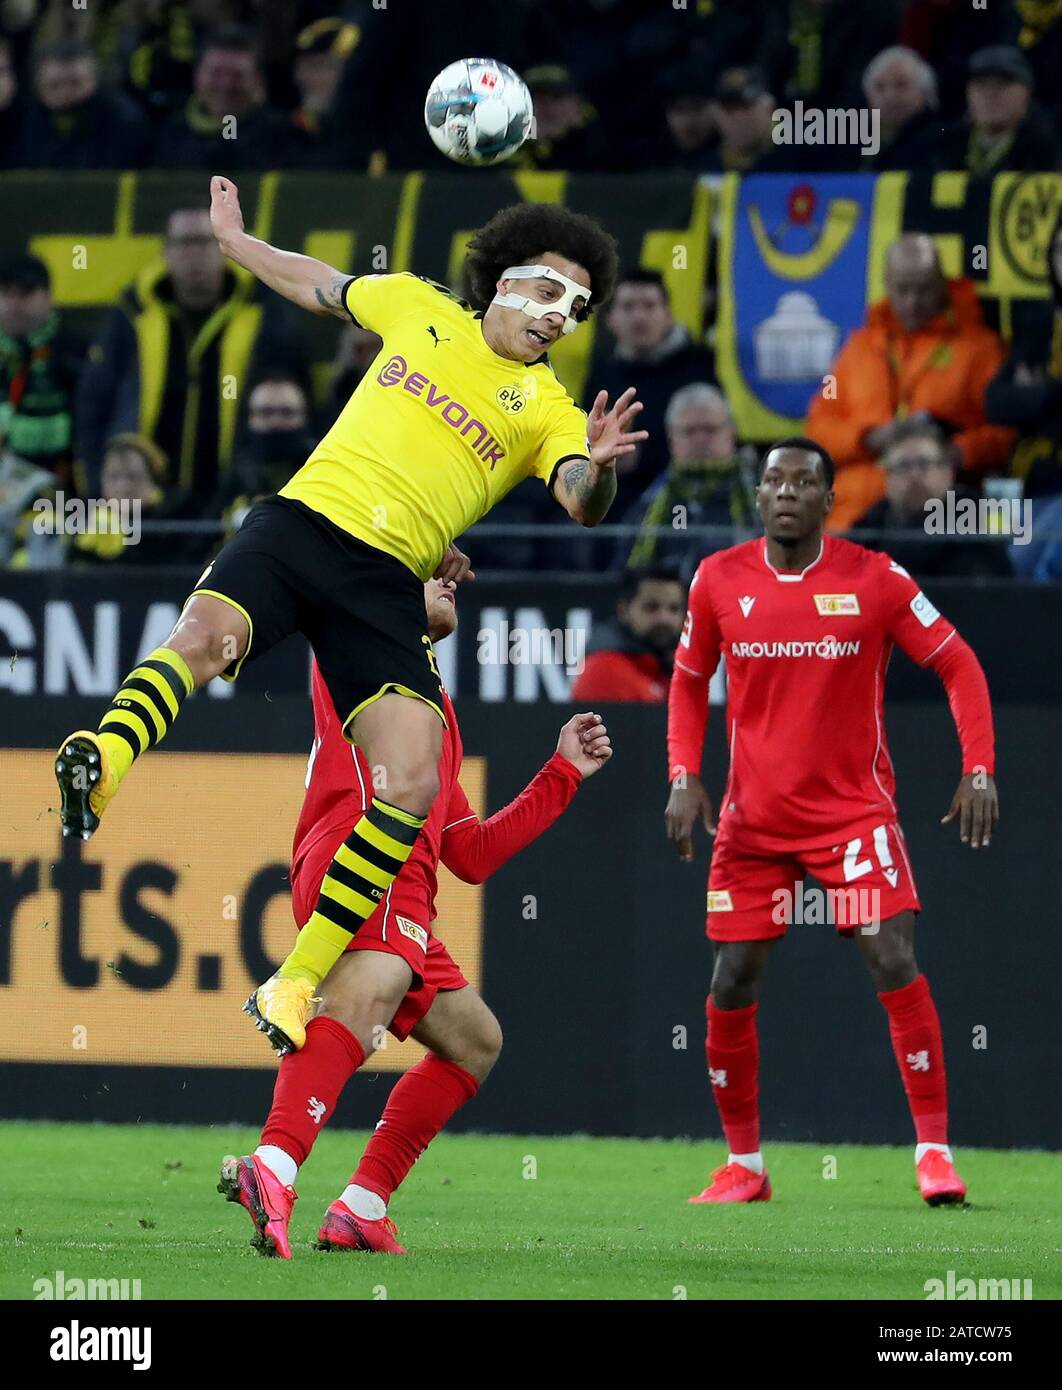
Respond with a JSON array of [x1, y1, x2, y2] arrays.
[[706, 819, 920, 942], [291, 830, 469, 1042]]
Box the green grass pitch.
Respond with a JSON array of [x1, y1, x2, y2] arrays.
[[3, 1121, 1059, 1300]]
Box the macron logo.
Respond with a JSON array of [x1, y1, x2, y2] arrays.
[[738, 595, 756, 618], [307, 1096, 326, 1124]]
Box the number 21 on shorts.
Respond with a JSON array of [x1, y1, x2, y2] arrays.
[[843, 824, 900, 887]]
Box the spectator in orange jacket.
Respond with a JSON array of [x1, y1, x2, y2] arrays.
[[807, 233, 1015, 529], [571, 567, 686, 704]]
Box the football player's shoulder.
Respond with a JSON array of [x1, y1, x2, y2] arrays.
[[350, 272, 468, 323], [708, 536, 761, 582], [532, 358, 581, 408], [824, 533, 880, 576], [849, 544, 919, 616], [528, 364, 587, 432], [867, 544, 914, 584], [411, 274, 476, 319], [689, 539, 751, 600]]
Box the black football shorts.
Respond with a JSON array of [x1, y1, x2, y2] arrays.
[[187, 496, 445, 730]]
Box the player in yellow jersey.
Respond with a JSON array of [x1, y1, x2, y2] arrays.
[[54, 175, 646, 1054]]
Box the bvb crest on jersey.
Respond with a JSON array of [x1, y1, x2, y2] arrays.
[[496, 382, 528, 414]]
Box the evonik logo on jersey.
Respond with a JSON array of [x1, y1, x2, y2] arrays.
[[730, 636, 861, 660], [376, 355, 506, 469]]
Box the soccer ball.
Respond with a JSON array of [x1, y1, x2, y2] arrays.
[[425, 58, 534, 166]]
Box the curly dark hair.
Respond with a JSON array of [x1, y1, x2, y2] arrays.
[[463, 203, 619, 317]]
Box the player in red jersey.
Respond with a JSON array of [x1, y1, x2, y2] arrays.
[[220, 577, 612, 1257], [666, 437, 998, 1207]]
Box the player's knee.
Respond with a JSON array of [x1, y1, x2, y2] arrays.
[[867, 943, 918, 991], [861, 925, 917, 988], [472, 1012, 503, 1075], [454, 1016, 502, 1082], [385, 760, 441, 819], [710, 948, 765, 1008], [166, 615, 243, 685]]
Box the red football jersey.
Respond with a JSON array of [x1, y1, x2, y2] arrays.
[[668, 537, 994, 851], [292, 662, 583, 925]]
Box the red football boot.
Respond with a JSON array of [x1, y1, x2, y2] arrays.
[[688, 1161, 772, 1204], [917, 1149, 967, 1206], [315, 1200, 407, 1254], [218, 1154, 297, 1259]]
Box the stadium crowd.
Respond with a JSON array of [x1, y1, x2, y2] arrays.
[[2, 0, 1061, 607], [3, 1, 1062, 176]]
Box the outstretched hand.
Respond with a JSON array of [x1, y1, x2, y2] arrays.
[[587, 387, 648, 468], [209, 175, 244, 250]]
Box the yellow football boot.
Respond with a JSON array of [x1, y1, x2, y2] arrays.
[[243, 975, 319, 1055], [54, 730, 120, 840]]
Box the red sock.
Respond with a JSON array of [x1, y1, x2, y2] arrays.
[[878, 974, 948, 1144], [706, 998, 760, 1155], [259, 1016, 365, 1166], [351, 1055, 479, 1203]]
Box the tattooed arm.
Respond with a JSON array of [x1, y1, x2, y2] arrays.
[[209, 175, 351, 318], [553, 456, 618, 527], [553, 387, 648, 525]]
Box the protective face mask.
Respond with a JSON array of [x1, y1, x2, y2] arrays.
[[492, 264, 592, 335]]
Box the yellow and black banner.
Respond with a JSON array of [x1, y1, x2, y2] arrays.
[[714, 169, 1062, 439], [1, 169, 712, 412]]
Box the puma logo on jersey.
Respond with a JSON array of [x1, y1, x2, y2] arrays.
[[906, 1051, 930, 1073], [307, 1096, 327, 1124], [738, 595, 756, 618], [426, 325, 450, 347], [709, 1068, 729, 1088]]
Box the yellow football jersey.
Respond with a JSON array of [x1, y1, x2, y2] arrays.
[[279, 273, 591, 580]]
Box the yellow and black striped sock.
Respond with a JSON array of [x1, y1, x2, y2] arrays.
[[280, 796, 427, 985], [97, 646, 196, 788]]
